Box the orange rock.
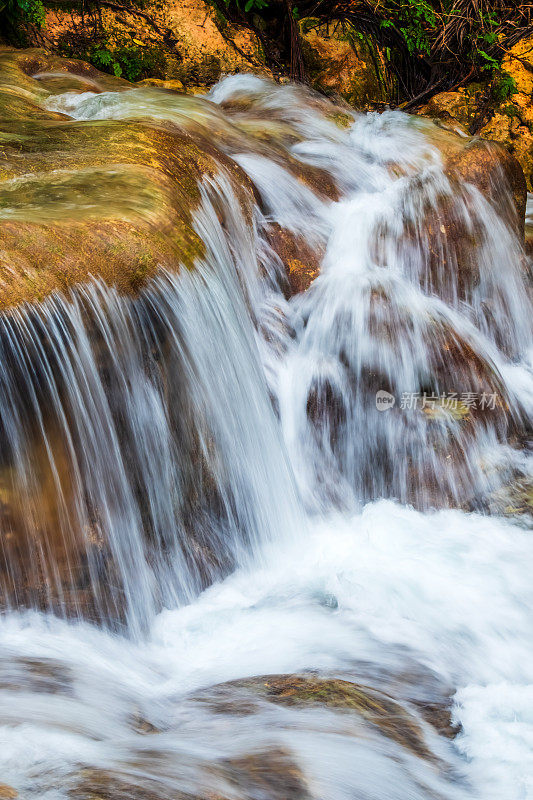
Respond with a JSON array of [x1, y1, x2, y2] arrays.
[[502, 35, 533, 96], [302, 21, 387, 107], [266, 224, 323, 295]]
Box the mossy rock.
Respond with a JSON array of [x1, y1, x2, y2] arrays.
[[11, 48, 131, 94], [420, 90, 478, 130], [486, 474, 533, 521], [0, 119, 206, 308], [71, 747, 309, 800], [195, 674, 438, 760], [0, 50, 255, 308]]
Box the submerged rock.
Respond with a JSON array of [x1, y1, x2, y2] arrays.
[[195, 673, 437, 760], [220, 748, 310, 800], [71, 771, 174, 800], [71, 749, 309, 800], [266, 224, 323, 295]]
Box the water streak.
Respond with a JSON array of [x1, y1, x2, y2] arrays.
[[0, 73, 531, 800]]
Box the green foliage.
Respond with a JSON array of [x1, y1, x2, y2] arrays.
[[502, 103, 519, 119], [222, 0, 268, 12], [492, 71, 518, 104], [217, 0, 512, 80], [0, 0, 45, 29], [380, 1, 436, 56], [89, 41, 166, 82]]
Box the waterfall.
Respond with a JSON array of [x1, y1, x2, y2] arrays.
[[0, 172, 302, 635], [0, 73, 531, 800]]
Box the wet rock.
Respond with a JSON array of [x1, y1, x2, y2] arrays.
[[14, 49, 130, 93], [266, 224, 323, 296], [0, 49, 254, 309], [70, 770, 174, 800], [72, 751, 308, 800], [138, 78, 185, 92], [445, 139, 527, 240], [485, 472, 533, 522], [200, 674, 434, 760], [221, 748, 310, 800], [299, 271, 514, 509]]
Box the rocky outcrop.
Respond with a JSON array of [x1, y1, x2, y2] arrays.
[[34, 2, 391, 104], [0, 48, 256, 309], [416, 112, 527, 243], [445, 138, 527, 240], [36, 0, 270, 91], [420, 36, 533, 192], [301, 20, 388, 107], [194, 673, 454, 755]]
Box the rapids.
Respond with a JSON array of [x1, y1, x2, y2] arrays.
[[0, 74, 532, 799]]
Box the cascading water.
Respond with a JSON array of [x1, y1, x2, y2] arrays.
[[0, 73, 532, 800]]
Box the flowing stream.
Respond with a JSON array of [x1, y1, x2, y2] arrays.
[[0, 74, 532, 799]]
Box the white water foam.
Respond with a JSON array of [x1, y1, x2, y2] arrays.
[[0, 73, 529, 800]]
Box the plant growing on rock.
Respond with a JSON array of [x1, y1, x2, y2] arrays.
[[210, 0, 533, 104], [0, 0, 45, 38]]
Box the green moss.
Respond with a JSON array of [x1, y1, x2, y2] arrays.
[[213, 675, 436, 759], [502, 103, 520, 119], [492, 70, 518, 103], [130, 253, 155, 291], [327, 110, 352, 129]]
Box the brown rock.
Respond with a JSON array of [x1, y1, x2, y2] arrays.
[[199, 674, 436, 760], [39, 0, 270, 88], [302, 21, 387, 107], [222, 748, 310, 800], [0, 48, 254, 622], [0, 50, 255, 310], [480, 104, 533, 191], [70, 770, 171, 800], [502, 35, 533, 96], [420, 89, 477, 130], [445, 138, 527, 240], [266, 224, 323, 295], [137, 78, 185, 92]]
